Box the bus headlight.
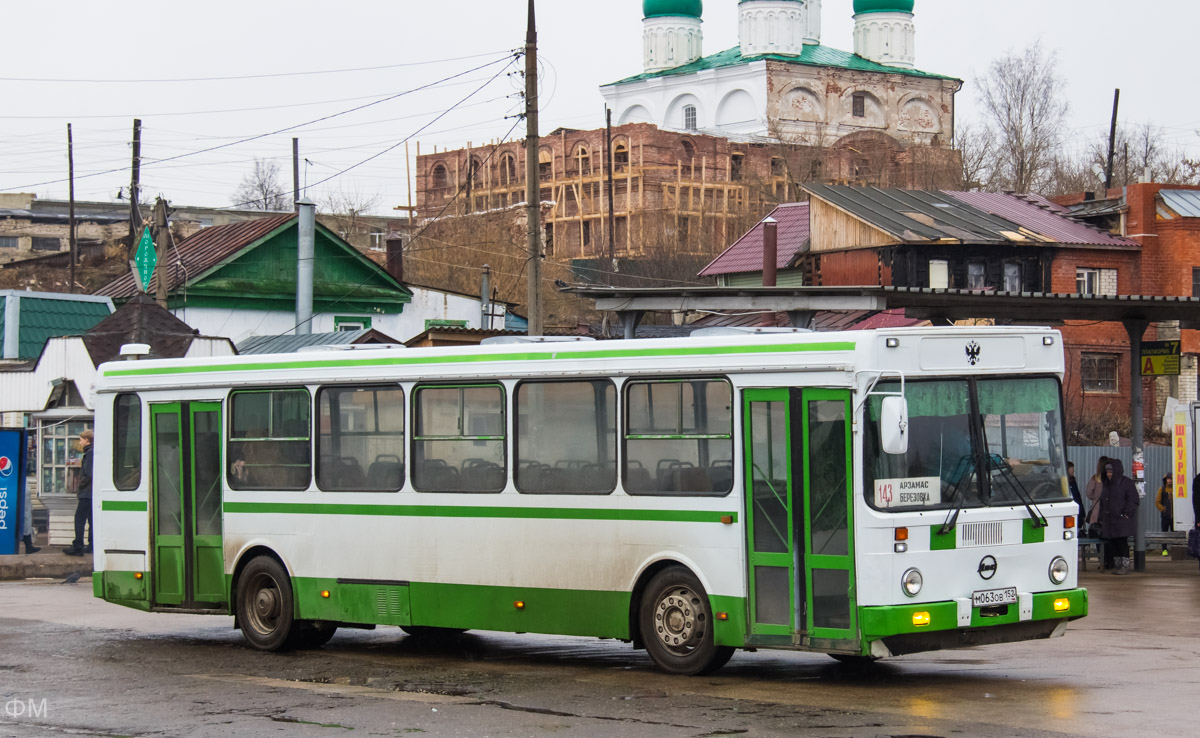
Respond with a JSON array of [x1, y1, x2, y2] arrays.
[[901, 568, 923, 597], [1049, 556, 1069, 585]]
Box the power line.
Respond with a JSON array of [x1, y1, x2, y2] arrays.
[[0, 50, 516, 84], [0, 53, 519, 194]]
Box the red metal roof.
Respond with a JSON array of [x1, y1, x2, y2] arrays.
[[97, 213, 296, 298], [699, 203, 810, 277], [944, 191, 1137, 248]]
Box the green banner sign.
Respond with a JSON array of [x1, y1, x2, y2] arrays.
[[132, 227, 157, 292]]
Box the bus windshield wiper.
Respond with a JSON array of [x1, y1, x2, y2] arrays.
[[939, 454, 976, 535], [986, 454, 1047, 527]]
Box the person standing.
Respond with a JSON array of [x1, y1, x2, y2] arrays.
[[1100, 459, 1139, 575], [63, 430, 93, 557], [1084, 456, 1108, 531], [1155, 475, 1174, 556], [1068, 462, 1083, 527], [21, 479, 39, 554], [1193, 472, 1200, 574]]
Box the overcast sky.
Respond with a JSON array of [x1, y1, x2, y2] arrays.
[[1, 0, 1194, 214]]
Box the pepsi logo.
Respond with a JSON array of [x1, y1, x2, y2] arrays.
[[0, 456, 12, 477]]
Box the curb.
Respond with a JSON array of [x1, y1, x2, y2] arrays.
[[0, 553, 94, 582]]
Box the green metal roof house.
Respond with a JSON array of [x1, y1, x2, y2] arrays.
[[0, 290, 113, 361]]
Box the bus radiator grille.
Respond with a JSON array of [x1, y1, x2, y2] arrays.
[[960, 522, 1003, 547]]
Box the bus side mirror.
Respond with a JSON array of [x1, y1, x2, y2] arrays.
[[880, 396, 909, 455]]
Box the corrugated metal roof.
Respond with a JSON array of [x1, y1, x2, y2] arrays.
[[947, 191, 1136, 247], [1161, 189, 1200, 218], [238, 329, 379, 355], [607, 45, 957, 86], [699, 203, 810, 277], [803, 185, 1139, 249], [97, 213, 296, 298], [14, 296, 113, 360]]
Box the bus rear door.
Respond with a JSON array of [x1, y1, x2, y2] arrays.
[[150, 402, 226, 609]]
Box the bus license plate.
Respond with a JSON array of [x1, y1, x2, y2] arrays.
[[972, 587, 1017, 607]]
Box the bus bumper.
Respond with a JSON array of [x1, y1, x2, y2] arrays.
[[858, 587, 1087, 657]]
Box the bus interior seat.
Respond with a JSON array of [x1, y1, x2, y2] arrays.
[[625, 461, 651, 492], [333, 457, 366, 488], [367, 454, 404, 489], [461, 458, 504, 491], [418, 459, 459, 489]]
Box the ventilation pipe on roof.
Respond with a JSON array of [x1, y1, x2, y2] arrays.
[[296, 199, 316, 336], [761, 216, 778, 327]]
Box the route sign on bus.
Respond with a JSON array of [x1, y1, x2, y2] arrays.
[[1141, 340, 1181, 376]]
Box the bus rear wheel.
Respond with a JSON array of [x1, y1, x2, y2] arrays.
[[290, 622, 338, 649], [237, 556, 296, 652], [639, 567, 734, 675]]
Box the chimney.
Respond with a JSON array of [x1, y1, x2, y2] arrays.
[[761, 216, 778, 327], [1084, 191, 1096, 202]]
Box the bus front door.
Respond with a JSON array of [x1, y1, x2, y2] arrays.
[[743, 389, 856, 646], [151, 402, 226, 609], [799, 389, 856, 644]]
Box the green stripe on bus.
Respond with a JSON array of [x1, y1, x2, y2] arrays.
[[222, 501, 736, 524], [103, 341, 856, 377], [101, 500, 149, 512], [930, 526, 956, 551]]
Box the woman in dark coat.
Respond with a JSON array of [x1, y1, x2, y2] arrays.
[[1100, 459, 1139, 574]]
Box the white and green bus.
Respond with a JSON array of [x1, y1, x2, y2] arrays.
[[91, 326, 1085, 674]]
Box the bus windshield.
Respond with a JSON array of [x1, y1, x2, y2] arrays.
[[864, 377, 1069, 512]]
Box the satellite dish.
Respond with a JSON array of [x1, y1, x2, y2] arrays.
[[1092, 163, 1105, 179]]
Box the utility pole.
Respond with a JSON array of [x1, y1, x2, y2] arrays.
[[293, 138, 301, 211], [524, 0, 543, 336], [152, 198, 169, 309], [129, 119, 142, 251], [605, 107, 616, 275], [1104, 89, 1120, 190], [67, 123, 77, 293]]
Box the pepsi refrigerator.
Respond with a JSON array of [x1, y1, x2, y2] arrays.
[[0, 429, 28, 555]]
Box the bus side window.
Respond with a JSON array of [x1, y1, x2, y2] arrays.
[[413, 385, 505, 493], [317, 385, 405, 492], [113, 393, 143, 490], [228, 388, 312, 491], [515, 380, 616, 495], [624, 378, 733, 497]]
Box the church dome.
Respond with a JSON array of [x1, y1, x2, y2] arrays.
[[643, 0, 703, 18], [853, 0, 915, 13]]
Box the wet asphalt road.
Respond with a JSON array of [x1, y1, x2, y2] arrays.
[[1, 560, 1197, 738]]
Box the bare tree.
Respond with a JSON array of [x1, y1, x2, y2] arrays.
[[232, 158, 291, 210], [955, 121, 999, 190], [1045, 123, 1200, 195], [320, 185, 383, 244], [975, 41, 1069, 193]]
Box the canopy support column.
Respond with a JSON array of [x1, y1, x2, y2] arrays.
[[1124, 319, 1148, 573]]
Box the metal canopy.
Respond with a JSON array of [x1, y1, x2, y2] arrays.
[[566, 285, 1200, 324], [564, 283, 1200, 573]]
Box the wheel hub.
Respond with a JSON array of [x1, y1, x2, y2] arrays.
[[655, 588, 697, 650], [254, 587, 278, 620]]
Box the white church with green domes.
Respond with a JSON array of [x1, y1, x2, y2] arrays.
[[601, 0, 961, 148]]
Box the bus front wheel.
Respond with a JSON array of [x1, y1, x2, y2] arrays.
[[639, 567, 734, 675], [237, 556, 296, 651]]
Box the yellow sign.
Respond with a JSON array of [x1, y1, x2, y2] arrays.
[[1174, 412, 1188, 500], [1142, 340, 1181, 376]]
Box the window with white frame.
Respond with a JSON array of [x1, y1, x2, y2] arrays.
[[1076, 267, 1118, 296], [1003, 263, 1021, 292], [683, 105, 697, 132], [967, 262, 987, 290]]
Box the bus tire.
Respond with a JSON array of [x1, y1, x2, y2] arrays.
[[237, 556, 296, 652], [639, 567, 734, 676], [289, 622, 338, 649]]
